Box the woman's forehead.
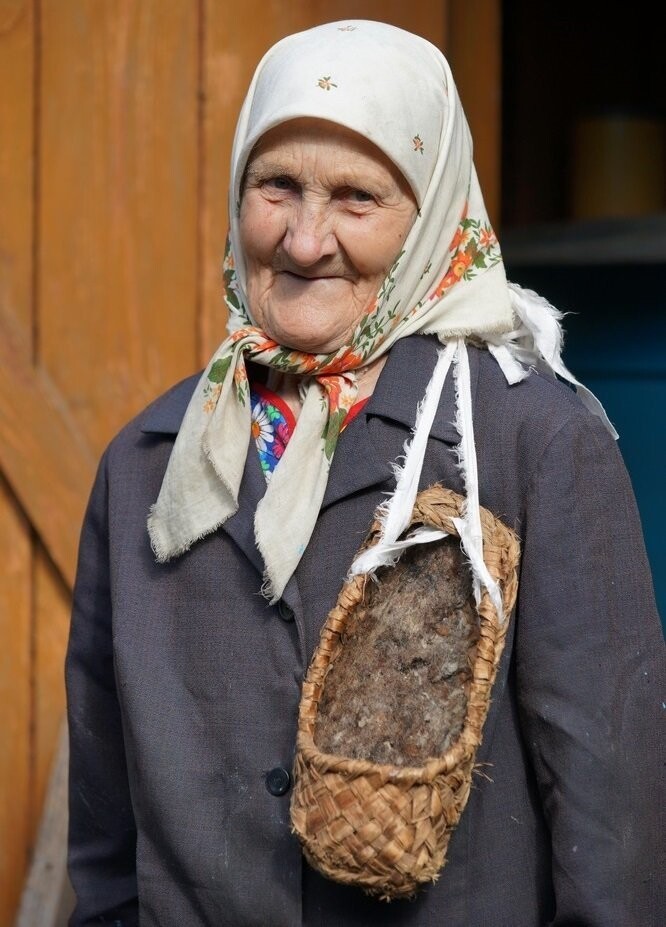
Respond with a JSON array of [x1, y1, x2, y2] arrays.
[[247, 119, 413, 192]]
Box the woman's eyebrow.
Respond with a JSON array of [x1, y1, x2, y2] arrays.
[[243, 159, 395, 199], [244, 161, 297, 184]]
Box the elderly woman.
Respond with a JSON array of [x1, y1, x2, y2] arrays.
[[66, 20, 662, 927]]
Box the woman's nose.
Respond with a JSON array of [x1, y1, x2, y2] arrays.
[[282, 203, 337, 266]]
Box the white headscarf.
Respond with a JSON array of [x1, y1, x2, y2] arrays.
[[148, 20, 614, 602]]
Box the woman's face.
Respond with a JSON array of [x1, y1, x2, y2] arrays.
[[240, 119, 417, 354]]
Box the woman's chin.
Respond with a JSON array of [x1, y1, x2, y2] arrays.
[[260, 311, 353, 355], [273, 330, 345, 355]]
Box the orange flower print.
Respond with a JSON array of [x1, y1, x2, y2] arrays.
[[229, 328, 251, 344], [452, 252, 473, 278], [449, 224, 472, 254], [319, 375, 343, 410], [412, 135, 424, 155], [432, 269, 457, 299], [203, 383, 222, 414], [479, 226, 497, 249], [317, 76, 337, 91], [294, 353, 321, 374], [320, 346, 363, 375]]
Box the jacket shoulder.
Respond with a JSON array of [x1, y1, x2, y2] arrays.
[[100, 371, 202, 478], [113, 371, 201, 442]]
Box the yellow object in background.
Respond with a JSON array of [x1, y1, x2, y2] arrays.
[[571, 112, 666, 219]]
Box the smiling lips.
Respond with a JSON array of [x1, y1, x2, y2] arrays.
[[279, 269, 352, 283]]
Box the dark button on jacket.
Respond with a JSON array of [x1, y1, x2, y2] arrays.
[[266, 767, 292, 796], [277, 600, 295, 622]]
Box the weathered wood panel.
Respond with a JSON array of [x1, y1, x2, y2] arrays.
[[0, 479, 32, 927], [0, 316, 96, 588], [0, 2, 35, 924], [448, 0, 502, 224], [15, 723, 71, 927], [0, 0, 33, 330], [38, 0, 201, 452], [32, 553, 71, 833]]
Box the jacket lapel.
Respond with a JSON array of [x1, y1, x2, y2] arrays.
[[140, 372, 267, 578]]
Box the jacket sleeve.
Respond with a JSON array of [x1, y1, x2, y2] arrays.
[[65, 449, 139, 926], [515, 412, 664, 926]]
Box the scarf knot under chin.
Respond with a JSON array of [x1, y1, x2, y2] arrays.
[[147, 324, 363, 603]]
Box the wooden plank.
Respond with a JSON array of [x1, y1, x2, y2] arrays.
[[15, 721, 72, 927], [38, 0, 200, 456], [0, 0, 33, 331], [200, 1, 448, 362], [0, 3, 36, 921], [0, 478, 33, 927], [0, 313, 96, 590], [448, 0, 502, 226], [32, 553, 70, 837], [16, 6, 200, 921]]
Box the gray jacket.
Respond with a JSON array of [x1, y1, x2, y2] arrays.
[[66, 335, 664, 926]]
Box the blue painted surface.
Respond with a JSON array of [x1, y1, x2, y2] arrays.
[[505, 264, 665, 627]]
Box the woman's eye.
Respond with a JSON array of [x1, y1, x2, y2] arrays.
[[265, 176, 294, 192], [350, 189, 374, 203]]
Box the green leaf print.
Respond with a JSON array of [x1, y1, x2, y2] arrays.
[[208, 356, 232, 383], [322, 409, 346, 461], [224, 286, 241, 311]]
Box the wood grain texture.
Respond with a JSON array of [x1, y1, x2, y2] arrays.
[[15, 721, 71, 927], [0, 0, 34, 332], [0, 4, 35, 922], [0, 478, 32, 927], [32, 551, 70, 837], [38, 0, 200, 454], [448, 0, 502, 226], [0, 314, 96, 589]]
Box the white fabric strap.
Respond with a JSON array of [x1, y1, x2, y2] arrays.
[[349, 527, 449, 577], [349, 339, 505, 625], [348, 342, 456, 577], [453, 340, 504, 621]]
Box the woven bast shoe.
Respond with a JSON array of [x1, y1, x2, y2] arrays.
[[290, 485, 520, 900]]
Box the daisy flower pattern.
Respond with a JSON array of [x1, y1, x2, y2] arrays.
[[250, 386, 294, 482], [251, 400, 274, 452]]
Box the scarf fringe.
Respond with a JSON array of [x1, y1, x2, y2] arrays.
[[496, 282, 618, 438], [147, 505, 225, 564]]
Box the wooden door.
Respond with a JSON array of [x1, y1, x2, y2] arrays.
[[0, 1, 500, 921]]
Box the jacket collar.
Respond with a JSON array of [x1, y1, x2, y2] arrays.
[[140, 373, 202, 435], [364, 334, 468, 442]]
